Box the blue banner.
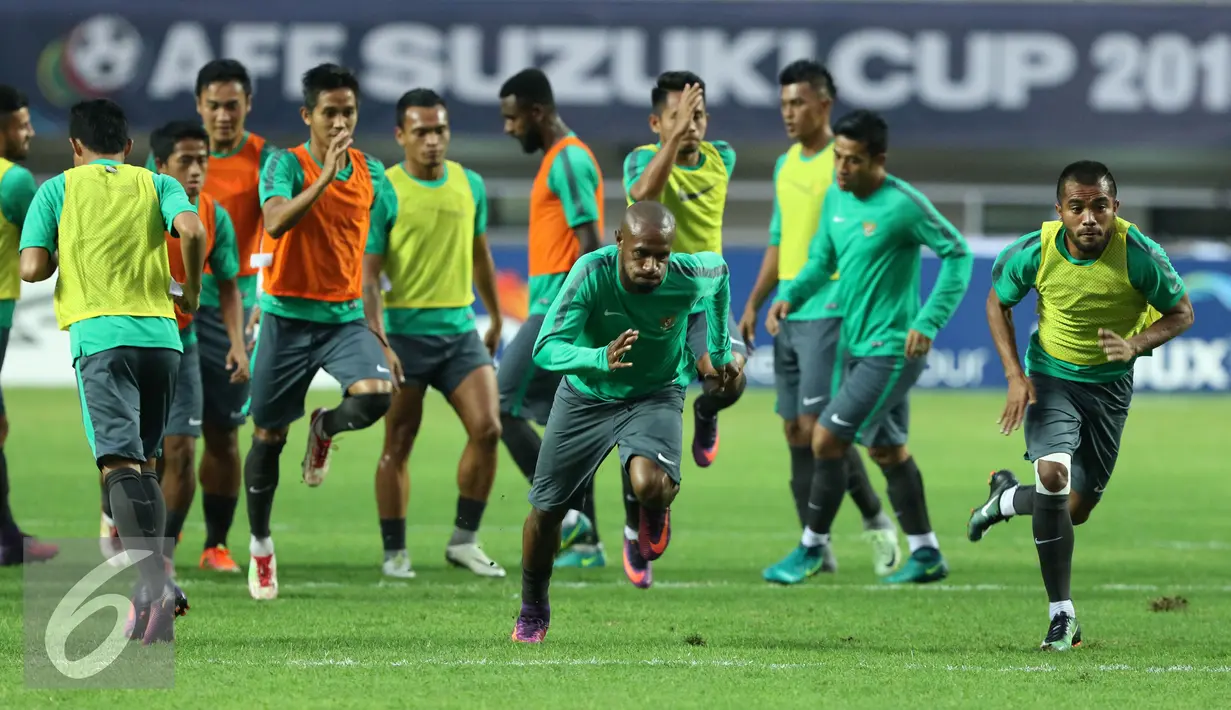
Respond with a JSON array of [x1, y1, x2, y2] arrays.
[[477, 245, 1231, 393], [4, 1, 1231, 146]]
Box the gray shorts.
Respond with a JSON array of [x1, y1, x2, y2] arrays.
[[529, 380, 687, 513], [164, 338, 203, 438], [74, 346, 180, 465], [774, 318, 842, 420], [390, 331, 492, 395], [0, 327, 9, 416], [685, 310, 748, 367], [1024, 372, 1133, 500], [821, 355, 927, 448], [497, 314, 563, 426], [195, 304, 255, 429], [247, 314, 391, 430]]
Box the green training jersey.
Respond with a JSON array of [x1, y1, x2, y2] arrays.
[[533, 245, 732, 401], [0, 162, 36, 328], [992, 224, 1186, 383], [780, 175, 972, 358]]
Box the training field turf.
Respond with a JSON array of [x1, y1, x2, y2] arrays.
[[0, 388, 1227, 708]]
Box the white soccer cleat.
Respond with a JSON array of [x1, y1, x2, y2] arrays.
[[301, 407, 335, 487], [382, 550, 416, 579], [99, 513, 130, 568], [865, 527, 902, 576], [248, 554, 278, 600], [446, 542, 506, 578]]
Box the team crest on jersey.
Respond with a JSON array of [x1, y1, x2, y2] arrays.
[[661, 316, 676, 330], [862, 221, 877, 237]]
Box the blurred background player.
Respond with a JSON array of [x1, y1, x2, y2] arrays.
[[766, 110, 972, 585], [150, 120, 249, 572], [624, 71, 748, 471], [738, 61, 899, 580], [19, 98, 206, 642], [513, 201, 741, 642], [246, 64, 394, 600], [363, 89, 505, 579], [968, 161, 1193, 651], [0, 85, 56, 565], [496, 68, 606, 568]]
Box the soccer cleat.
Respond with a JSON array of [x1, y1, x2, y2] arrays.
[[559, 511, 594, 550], [248, 553, 278, 600], [763, 544, 828, 585], [691, 400, 720, 467], [382, 550, 416, 579], [622, 538, 652, 589], [882, 547, 949, 584], [967, 469, 1020, 542], [446, 543, 506, 578], [142, 582, 189, 646], [554, 544, 607, 569], [637, 506, 671, 561], [864, 527, 902, 576], [0, 533, 59, 566], [199, 545, 241, 573], [511, 604, 550, 643], [301, 407, 335, 487], [1040, 612, 1082, 651]]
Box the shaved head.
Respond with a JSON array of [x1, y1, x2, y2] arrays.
[[617, 201, 677, 293]]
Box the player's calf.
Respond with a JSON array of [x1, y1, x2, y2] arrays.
[[244, 431, 285, 600], [513, 506, 566, 643], [199, 421, 242, 567], [159, 435, 198, 565], [305, 390, 392, 487]]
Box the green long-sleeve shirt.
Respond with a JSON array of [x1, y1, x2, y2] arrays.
[[781, 175, 972, 357]]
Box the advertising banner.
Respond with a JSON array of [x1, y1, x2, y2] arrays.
[[4, 2, 1230, 146]]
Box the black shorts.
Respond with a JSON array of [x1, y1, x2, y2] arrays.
[[74, 347, 180, 464], [821, 355, 927, 448], [1024, 372, 1133, 499], [774, 318, 842, 420], [390, 331, 492, 396]]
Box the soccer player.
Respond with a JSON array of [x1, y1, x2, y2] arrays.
[[144, 60, 275, 572], [511, 200, 741, 643], [765, 110, 971, 585], [624, 71, 748, 470], [738, 61, 899, 581], [19, 99, 206, 642], [0, 85, 57, 566], [363, 88, 505, 579], [496, 68, 606, 567], [247, 64, 395, 600], [965, 161, 1193, 651], [150, 120, 249, 569]]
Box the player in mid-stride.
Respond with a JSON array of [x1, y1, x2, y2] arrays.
[[966, 161, 1193, 651], [512, 201, 741, 643]]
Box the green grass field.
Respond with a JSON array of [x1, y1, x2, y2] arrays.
[[0, 387, 1228, 708]]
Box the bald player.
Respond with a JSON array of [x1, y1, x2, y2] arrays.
[[512, 201, 741, 643]]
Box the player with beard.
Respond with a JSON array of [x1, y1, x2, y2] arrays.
[[512, 201, 740, 643], [966, 161, 1192, 650], [497, 68, 607, 568], [0, 85, 57, 566]]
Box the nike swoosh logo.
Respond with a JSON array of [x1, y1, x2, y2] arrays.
[[581, 556, 599, 568], [830, 413, 853, 427], [604, 310, 621, 317], [648, 514, 670, 556], [188, 418, 202, 426], [377, 365, 390, 373], [1034, 536, 1062, 545], [925, 563, 944, 575], [833, 216, 845, 223], [678, 184, 715, 202], [980, 499, 998, 517], [657, 453, 676, 467], [802, 396, 825, 406]]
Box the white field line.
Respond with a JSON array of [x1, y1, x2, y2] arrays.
[[182, 657, 1231, 674]]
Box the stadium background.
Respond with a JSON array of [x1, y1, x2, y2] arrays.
[[3, 0, 1230, 393]]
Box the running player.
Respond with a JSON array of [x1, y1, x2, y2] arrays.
[[150, 120, 249, 569], [512, 201, 740, 643], [0, 85, 57, 566], [965, 161, 1193, 651], [624, 71, 747, 470], [144, 60, 276, 572], [246, 64, 395, 600], [20, 99, 205, 642], [765, 110, 971, 585], [496, 68, 606, 567], [363, 89, 505, 579], [738, 61, 899, 581]]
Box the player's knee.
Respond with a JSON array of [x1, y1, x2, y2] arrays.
[[0, 414, 10, 447], [628, 459, 679, 508], [468, 416, 502, 451], [868, 445, 909, 469], [1034, 453, 1072, 494], [784, 417, 814, 447], [529, 505, 568, 529], [349, 392, 393, 429], [201, 422, 239, 458], [162, 436, 196, 470], [812, 424, 847, 459], [253, 427, 288, 445], [348, 377, 395, 396]]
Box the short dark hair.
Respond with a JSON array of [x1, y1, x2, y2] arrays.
[[0, 85, 28, 116], [150, 120, 209, 165], [1056, 160, 1117, 202], [195, 59, 252, 97], [778, 59, 836, 101], [395, 88, 446, 126], [834, 109, 888, 156], [301, 63, 360, 110], [69, 99, 128, 155], [499, 68, 554, 108], [652, 71, 705, 112]]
